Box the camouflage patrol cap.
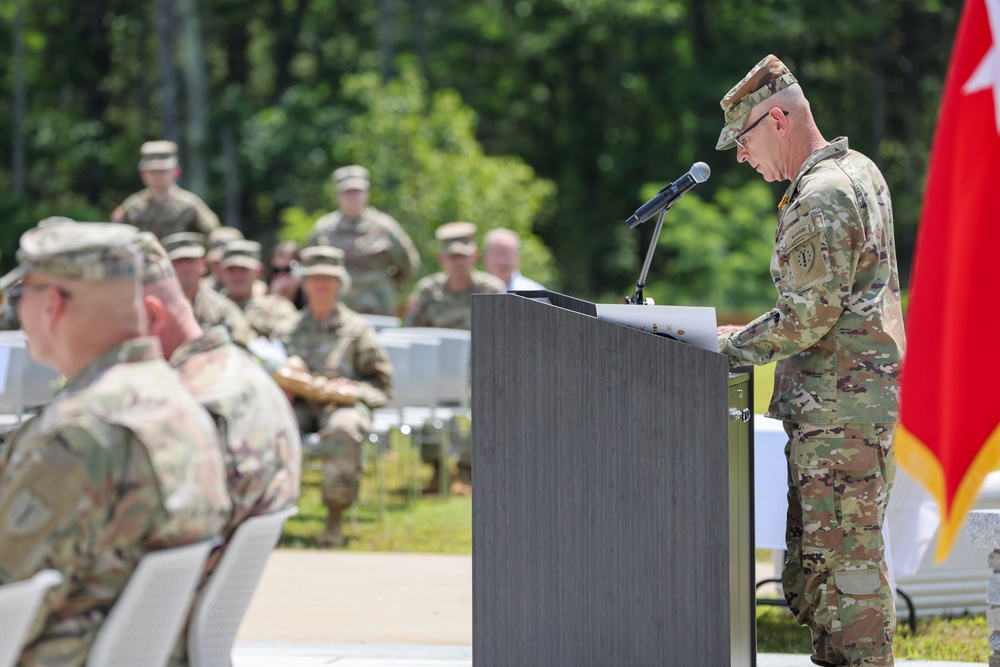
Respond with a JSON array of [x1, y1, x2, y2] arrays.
[[332, 165, 370, 193], [161, 232, 207, 261], [0, 221, 140, 290], [206, 226, 244, 264], [220, 240, 263, 270], [436, 221, 478, 256], [139, 140, 179, 170], [716, 55, 797, 151], [133, 232, 177, 284], [299, 245, 351, 291]]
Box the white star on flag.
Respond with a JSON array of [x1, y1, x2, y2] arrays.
[[964, 0, 1000, 133]]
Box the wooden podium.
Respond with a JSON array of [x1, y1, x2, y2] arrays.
[[471, 292, 755, 667]]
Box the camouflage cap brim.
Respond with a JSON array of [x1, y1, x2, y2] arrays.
[[0, 265, 27, 292], [139, 157, 178, 171], [168, 247, 206, 261], [336, 177, 369, 193], [716, 55, 797, 151], [300, 265, 351, 293], [221, 256, 261, 270]]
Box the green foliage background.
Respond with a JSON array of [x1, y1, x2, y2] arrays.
[[0, 0, 959, 311]]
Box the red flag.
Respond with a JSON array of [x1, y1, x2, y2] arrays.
[[896, 0, 1000, 562]]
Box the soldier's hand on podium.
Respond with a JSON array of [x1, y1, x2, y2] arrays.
[[717, 325, 742, 336]]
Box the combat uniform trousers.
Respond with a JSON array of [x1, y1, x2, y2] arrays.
[[295, 399, 371, 545], [782, 422, 896, 666]]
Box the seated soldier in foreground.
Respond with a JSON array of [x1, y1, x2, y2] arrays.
[[0, 221, 230, 666], [135, 232, 302, 666], [278, 246, 393, 548]]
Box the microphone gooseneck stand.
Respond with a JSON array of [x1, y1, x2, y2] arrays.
[[625, 207, 669, 305]]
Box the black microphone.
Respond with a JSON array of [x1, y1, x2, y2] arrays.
[[625, 162, 711, 229]]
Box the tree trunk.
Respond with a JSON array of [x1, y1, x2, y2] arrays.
[[271, 0, 310, 101], [12, 0, 26, 198], [221, 121, 242, 230], [155, 0, 179, 142], [178, 0, 210, 196], [380, 0, 395, 81]]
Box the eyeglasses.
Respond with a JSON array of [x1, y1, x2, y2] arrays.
[[270, 266, 292, 275], [734, 109, 789, 150], [4, 283, 73, 307]]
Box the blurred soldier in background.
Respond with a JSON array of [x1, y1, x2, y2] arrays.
[[114, 140, 220, 239], [161, 231, 257, 348], [218, 240, 299, 339], [405, 222, 505, 329], [0, 221, 230, 665], [202, 226, 246, 293], [279, 246, 393, 548], [305, 165, 420, 316]]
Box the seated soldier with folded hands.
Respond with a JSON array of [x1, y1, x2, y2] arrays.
[[277, 246, 393, 548]]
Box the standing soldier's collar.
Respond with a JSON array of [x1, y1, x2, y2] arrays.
[[780, 137, 850, 214]]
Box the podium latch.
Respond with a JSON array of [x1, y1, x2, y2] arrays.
[[729, 408, 751, 423]]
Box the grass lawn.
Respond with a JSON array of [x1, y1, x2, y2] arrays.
[[281, 419, 991, 662]]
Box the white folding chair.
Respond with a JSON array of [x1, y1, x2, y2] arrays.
[[187, 506, 298, 667], [86, 539, 216, 667], [358, 313, 402, 332], [0, 569, 63, 667]]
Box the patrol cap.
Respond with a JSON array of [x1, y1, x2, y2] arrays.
[[0, 221, 140, 291], [220, 240, 263, 270], [299, 246, 351, 292], [436, 221, 478, 256], [332, 165, 370, 193], [133, 232, 177, 285], [161, 232, 207, 261], [716, 55, 797, 151], [206, 226, 244, 264], [139, 140, 179, 170]]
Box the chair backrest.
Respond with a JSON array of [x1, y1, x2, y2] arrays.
[[0, 331, 61, 424], [187, 506, 297, 667], [395, 338, 441, 408], [378, 339, 412, 410], [0, 570, 63, 667], [379, 328, 471, 408], [358, 313, 402, 332], [86, 539, 216, 667]]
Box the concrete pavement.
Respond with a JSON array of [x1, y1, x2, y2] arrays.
[[232, 549, 979, 665]]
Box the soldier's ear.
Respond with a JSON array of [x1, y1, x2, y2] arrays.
[[143, 294, 168, 337]]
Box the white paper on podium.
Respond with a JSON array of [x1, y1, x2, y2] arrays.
[[594, 304, 718, 352]]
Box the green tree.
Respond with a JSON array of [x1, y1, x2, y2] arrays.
[[278, 67, 559, 289]]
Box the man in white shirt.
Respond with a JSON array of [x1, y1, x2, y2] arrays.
[[482, 228, 545, 291]]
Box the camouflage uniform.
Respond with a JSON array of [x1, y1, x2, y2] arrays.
[[405, 222, 506, 329], [192, 288, 258, 348], [116, 141, 220, 239], [219, 240, 300, 339], [717, 56, 905, 667], [282, 247, 393, 546], [305, 165, 420, 316], [170, 326, 302, 530], [405, 271, 506, 329], [0, 221, 230, 667]]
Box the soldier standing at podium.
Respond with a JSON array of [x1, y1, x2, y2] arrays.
[[715, 56, 905, 667]]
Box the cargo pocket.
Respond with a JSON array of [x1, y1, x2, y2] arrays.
[[834, 568, 891, 652], [793, 436, 879, 555]]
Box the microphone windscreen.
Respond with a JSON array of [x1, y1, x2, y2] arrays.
[[691, 162, 711, 183]]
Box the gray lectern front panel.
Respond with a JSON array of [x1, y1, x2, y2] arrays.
[[472, 293, 747, 666]]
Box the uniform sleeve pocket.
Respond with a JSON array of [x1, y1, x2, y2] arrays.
[[781, 209, 833, 293]]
